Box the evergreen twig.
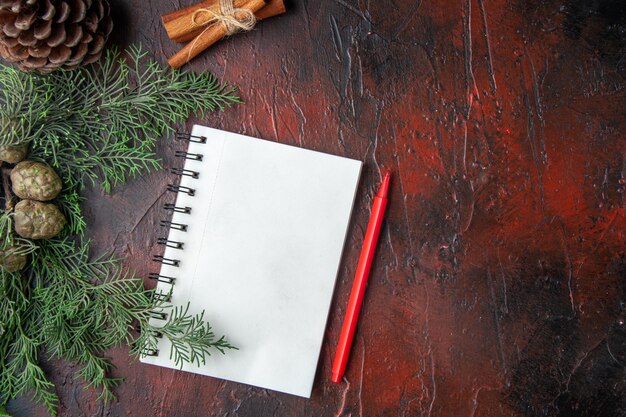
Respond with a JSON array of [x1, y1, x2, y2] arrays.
[[1, 45, 240, 191], [134, 303, 238, 369], [0, 46, 239, 415]]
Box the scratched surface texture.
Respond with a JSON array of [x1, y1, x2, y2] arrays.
[[6, 0, 626, 416]]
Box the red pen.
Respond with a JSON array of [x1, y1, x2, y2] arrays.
[[332, 172, 390, 383]]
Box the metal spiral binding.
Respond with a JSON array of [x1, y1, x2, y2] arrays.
[[159, 220, 187, 231], [153, 291, 172, 303], [176, 132, 207, 143], [146, 131, 205, 333], [141, 347, 159, 356], [163, 203, 191, 214], [148, 272, 176, 284], [157, 237, 184, 249], [171, 167, 199, 178], [153, 255, 180, 267], [149, 311, 167, 320], [167, 184, 195, 196], [175, 150, 203, 161]]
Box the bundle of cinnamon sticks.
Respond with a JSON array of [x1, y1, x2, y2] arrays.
[[162, 0, 286, 68]]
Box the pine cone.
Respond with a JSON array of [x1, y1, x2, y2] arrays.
[[0, 142, 28, 163], [0, 245, 27, 272], [13, 199, 66, 239], [0, 0, 113, 73], [10, 160, 62, 201]]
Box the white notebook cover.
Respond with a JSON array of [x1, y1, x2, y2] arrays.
[[141, 125, 362, 397]]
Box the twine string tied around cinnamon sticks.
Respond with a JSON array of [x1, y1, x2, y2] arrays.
[[191, 0, 256, 36], [186, 0, 256, 61]]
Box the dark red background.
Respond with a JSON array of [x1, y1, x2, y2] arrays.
[[7, 0, 625, 416]]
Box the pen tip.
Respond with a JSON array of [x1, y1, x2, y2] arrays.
[[378, 172, 391, 197]]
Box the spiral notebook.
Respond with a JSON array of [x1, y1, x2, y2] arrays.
[[141, 125, 362, 397]]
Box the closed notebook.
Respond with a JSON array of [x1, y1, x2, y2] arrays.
[[141, 125, 362, 397]]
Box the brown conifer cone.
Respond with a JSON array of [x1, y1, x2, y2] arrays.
[[0, 0, 113, 72]]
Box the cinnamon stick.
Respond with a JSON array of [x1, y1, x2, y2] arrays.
[[162, 0, 285, 43], [167, 0, 267, 69]]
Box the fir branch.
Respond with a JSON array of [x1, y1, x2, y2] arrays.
[[27, 238, 148, 401], [135, 303, 237, 369], [0, 44, 239, 414], [1, 45, 240, 191], [53, 188, 86, 236], [0, 270, 58, 415], [2, 323, 58, 415], [0, 66, 51, 146], [5, 237, 236, 408], [75, 343, 121, 404]]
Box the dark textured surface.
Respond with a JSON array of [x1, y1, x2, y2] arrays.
[[6, 0, 626, 416]]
